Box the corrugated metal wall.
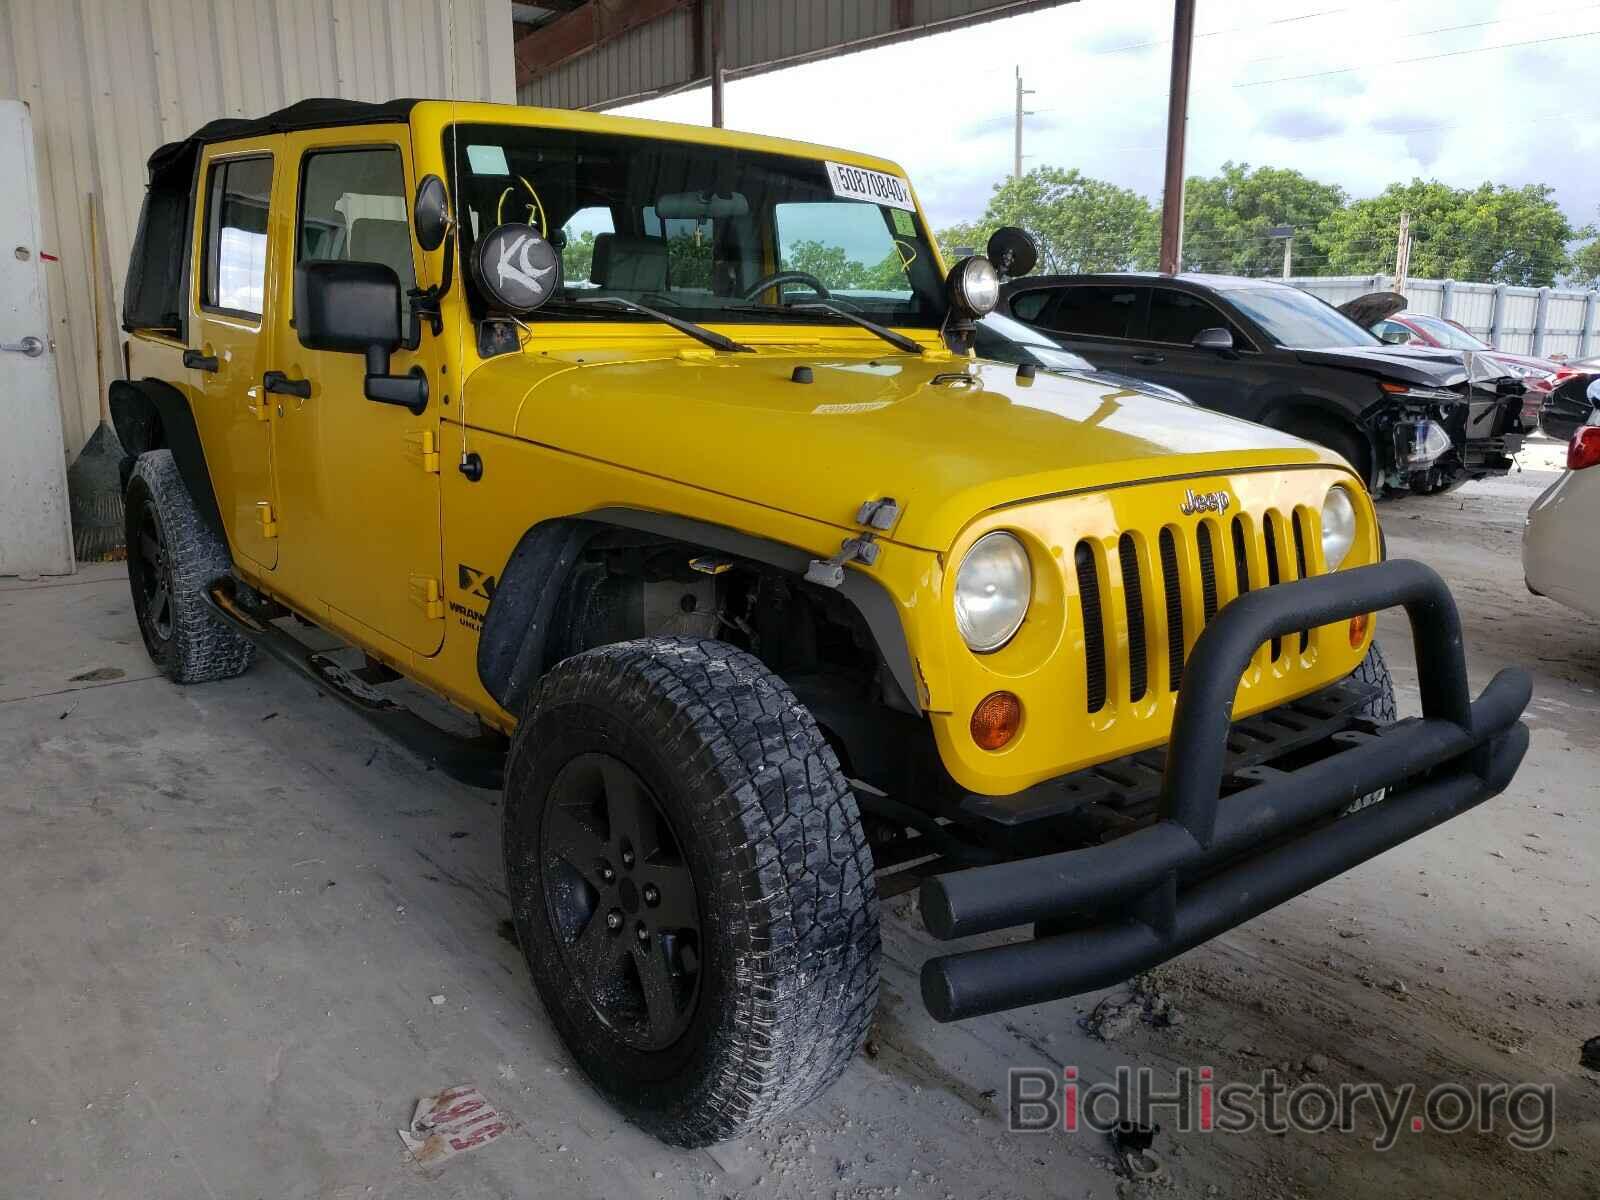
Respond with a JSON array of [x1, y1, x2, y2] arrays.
[[0, 0, 515, 460], [519, 0, 1070, 111], [1290, 274, 1600, 359]]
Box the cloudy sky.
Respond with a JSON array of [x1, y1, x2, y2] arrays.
[[619, 0, 1600, 236]]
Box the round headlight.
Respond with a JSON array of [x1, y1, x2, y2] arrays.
[[948, 255, 1000, 317], [1321, 485, 1357, 570], [955, 531, 1031, 652]]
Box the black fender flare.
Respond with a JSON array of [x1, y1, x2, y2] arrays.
[[109, 377, 226, 542], [476, 508, 921, 719]]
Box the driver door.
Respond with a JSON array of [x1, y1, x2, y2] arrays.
[[269, 127, 444, 656]]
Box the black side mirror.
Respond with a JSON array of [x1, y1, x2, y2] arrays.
[[294, 261, 428, 415], [414, 175, 451, 252], [986, 226, 1039, 280], [1192, 326, 1234, 352]]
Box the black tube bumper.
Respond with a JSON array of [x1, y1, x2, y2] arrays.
[[919, 559, 1531, 1023]]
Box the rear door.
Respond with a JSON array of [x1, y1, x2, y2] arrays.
[[191, 143, 281, 570], [1135, 286, 1259, 414], [0, 100, 73, 576], [270, 128, 444, 656], [1010, 283, 1149, 378]]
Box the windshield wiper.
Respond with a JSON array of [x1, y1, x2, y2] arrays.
[[786, 301, 924, 355], [574, 295, 753, 354]]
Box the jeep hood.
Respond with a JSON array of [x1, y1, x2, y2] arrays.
[[466, 350, 1337, 551]]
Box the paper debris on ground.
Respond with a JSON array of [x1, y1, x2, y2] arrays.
[[398, 1083, 509, 1166]]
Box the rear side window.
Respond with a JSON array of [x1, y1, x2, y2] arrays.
[[1010, 289, 1050, 322], [201, 156, 273, 316], [1147, 288, 1243, 346], [297, 148, 415, 296], [1042, 286, 1142, 339]]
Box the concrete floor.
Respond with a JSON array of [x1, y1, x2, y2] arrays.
[[2, 454, 1597, 1198]]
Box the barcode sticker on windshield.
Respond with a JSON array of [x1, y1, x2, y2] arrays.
[[824, 162, 916, 212]]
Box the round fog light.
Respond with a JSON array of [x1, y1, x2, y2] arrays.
[[971, 691, 1022, 751]]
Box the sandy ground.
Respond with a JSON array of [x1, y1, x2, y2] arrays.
[[1, 441, 1596, 1199]]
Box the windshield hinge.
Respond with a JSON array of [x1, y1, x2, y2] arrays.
[[806, 533, 880, 589], [407, 284, 444, 339], [405, 429, 440, 474]]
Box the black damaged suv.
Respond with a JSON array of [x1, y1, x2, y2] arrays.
[[1001, 273, 1526, 495]]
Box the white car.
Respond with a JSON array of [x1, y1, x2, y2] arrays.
[[1524, 425, 1600, 620]]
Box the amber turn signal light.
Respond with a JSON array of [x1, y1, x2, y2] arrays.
[[971, 691, 1022, 750], [1349, 612, 1370, 648]]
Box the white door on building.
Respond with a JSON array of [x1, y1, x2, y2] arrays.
[[0, 100, 73, 577]]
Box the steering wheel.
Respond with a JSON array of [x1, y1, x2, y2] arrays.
[[740, 270, 830, 301]]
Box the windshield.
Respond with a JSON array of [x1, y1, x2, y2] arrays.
[[1407, 314, 1491, 351], [1220, 287, 1380, 349], [445, 124, 946, 328]]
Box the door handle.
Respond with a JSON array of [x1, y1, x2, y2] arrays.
[[263, 370, 311, 399], [1132, 352, 1166, 365], [1, 335, 44, 357], [183, 348, 220, 372]]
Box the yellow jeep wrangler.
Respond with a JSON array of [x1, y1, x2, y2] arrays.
[[114, 98, 1530, 1146]]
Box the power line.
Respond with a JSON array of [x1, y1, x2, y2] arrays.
[[1235, 27, 1600, 88]]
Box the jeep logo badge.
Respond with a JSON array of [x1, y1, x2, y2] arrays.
[[1179, 488, 1232, 515]]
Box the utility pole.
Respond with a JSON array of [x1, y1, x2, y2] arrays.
[[1268, 224, 1294, 279], [709, 0, 725, 128], [1013, 67, 1035, 180], [1158, 0, 1196, 274], [1393, 211, 1412, 294]]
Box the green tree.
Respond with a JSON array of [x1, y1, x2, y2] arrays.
[[939, 166, 1159, 274], [561, 228, 596, 285], [781, 240, 912, 291], [1568, 211, 1600, 287], [1316, 180, 1577, 286], [1179, 161, 1346, 276]]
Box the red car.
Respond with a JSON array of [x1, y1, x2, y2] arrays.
[[1372, 312, 1560, 427]]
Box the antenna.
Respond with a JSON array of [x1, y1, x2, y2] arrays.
[[449, 0, 469, 468]]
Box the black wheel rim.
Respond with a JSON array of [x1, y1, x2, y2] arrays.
[[134, 499, 173, 642], [541, 752, 702, 1051]]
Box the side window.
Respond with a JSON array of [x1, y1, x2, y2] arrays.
[[1374, 319, 1412, 344], [297, 147, 415, 298], [1010, 289, 1051, 322], [559, 206, 614, 287], [1044, 285, 1142, 339], [1147, 288, 1242, 346], [202, 156, 273, 316]]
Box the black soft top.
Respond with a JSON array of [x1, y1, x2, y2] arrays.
[[124, 99, 417, 335], [146, 97, 419, 177]]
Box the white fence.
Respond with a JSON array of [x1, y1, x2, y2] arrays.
[[1287, 275, 1600, 360]]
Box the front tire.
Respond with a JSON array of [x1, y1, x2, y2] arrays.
[[503, 638, 880, 1146], [125, 450, 254, 684], [1344, 641, 1396, 813]]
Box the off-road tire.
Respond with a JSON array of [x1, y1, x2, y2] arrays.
[[125, 450, 254, 684], [1351, 640, 1396, 724], [503, 637, 880, 1146], [1344, 641, 1396, 812]]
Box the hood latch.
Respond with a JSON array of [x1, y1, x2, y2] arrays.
[[805, 497, 900, 588]]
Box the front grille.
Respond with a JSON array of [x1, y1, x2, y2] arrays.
[[1118, 534, 1148, 703], [1158, 528, 1184, 693], [1076, 541, 1108, 713], [1074, 502, 1319, 716]]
